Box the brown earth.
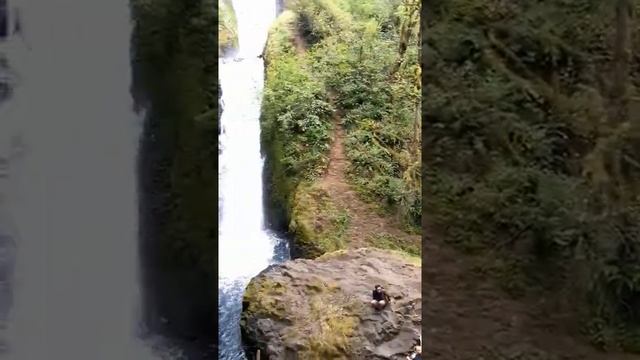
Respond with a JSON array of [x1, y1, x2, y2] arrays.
[[314, 94, 421, 252], [423, 223, 639, 360]]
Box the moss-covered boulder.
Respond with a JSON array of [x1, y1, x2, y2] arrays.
[[240, 248, 421, 359]]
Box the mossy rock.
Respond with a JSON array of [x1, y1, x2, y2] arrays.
[[240, 248, 421, 359], [290, 183, 350, 258], [242, 277, 289, 319]]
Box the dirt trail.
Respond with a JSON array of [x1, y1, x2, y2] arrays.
[[423, 222, 639, 360], [315, 94, 420, 251], [287, 23, 638, 360], [292, 31, 419, 251]]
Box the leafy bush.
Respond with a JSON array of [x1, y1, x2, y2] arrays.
[[307, 1, 421, 228], [261, 19, 334, 214], [263, 0, 421, 231], [218, 0, 238, 56], [425, 0, 640, 351]]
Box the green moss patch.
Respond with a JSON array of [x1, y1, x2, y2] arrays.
[[243, 277, 289, 319], [367, 233, 420, 257], [289, 295, 361, 359], [290, 184, 351, 257], [316, 248, 421, 267]]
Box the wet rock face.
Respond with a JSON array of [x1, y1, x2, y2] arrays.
[[241, 248, 421, 359], [218, 83, 223, 135]]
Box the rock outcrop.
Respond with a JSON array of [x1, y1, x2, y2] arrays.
[[241, 248, 421, 359]]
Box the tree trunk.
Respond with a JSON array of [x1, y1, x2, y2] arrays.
[[389, 0, 419, 76]]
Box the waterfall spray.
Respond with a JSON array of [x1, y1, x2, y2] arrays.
[[218, 0, 290, 358], [0, 0, 156, 357]]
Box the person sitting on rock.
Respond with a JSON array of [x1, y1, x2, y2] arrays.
[[406, 336, 422, 360], [406, 344, 422, 360], [371, 285, 390, 310]]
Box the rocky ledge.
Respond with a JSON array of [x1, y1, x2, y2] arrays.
[[240, 248, 421, 359]]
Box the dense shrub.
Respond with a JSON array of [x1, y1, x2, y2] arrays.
[[263, 0, 421, 229], [425, 0, 640, 351]]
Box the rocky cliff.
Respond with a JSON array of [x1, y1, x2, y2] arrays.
[[131, 0, 217, 342], [241, 248, 421, 359]]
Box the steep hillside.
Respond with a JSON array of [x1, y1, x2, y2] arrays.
[[424, 0, 640, 354], [130, 0, 218, 341], [241, 1, 422, 358], [261, 0, 421, 259], [219, 0, 238, 56]]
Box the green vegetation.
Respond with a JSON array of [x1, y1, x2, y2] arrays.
[[290, 184, 350, 257], [218, 0, 238, 55], [262, 0, 421, 257], [425, 0, 640, 352], [243, 274, 361, 359], [316, 248, 421, 267], [368, 233, 420, 256], [242, 278, 288, 319], [299, 296, 360, 359]]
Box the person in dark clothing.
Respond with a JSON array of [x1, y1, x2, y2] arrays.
[[370, 285, 390, 310], [406, 336, 422, 359]]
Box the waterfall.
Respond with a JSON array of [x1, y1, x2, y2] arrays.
[[0, 0, 157, 357], [218, 0, 289, 358]]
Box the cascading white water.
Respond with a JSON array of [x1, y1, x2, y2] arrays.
[[218, 0, 289, 358], [0, 0, 158, 358]]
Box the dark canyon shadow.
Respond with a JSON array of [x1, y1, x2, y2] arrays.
[[0, 52, 14, 355], [130, 0, 218, 358]]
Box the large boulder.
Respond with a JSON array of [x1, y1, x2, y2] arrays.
[[240, 248, 421, 359]]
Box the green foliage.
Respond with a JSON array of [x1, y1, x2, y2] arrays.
[[306, 0, 421, 228], [218, 0, 238, 55], [260, 13, 335, 243], [261, 54, 333, 192], [367, 233, 420, 256], [264, 10, 298, 58], [262, 0, 421, 259], [284, 0, 352, 45], [425, 0, 640, 351]]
